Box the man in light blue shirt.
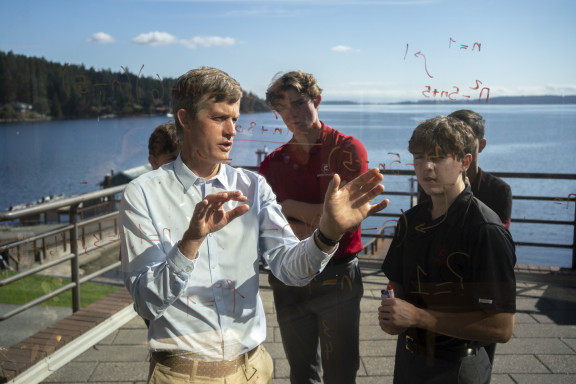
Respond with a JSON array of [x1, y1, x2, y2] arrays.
[[120, 67, 389, 383]]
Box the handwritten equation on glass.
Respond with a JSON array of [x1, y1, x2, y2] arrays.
[[405, 37, 490, 103]]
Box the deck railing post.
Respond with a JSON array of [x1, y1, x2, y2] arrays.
[[572, 198, 576, 270], [69, 203, 81, 312]]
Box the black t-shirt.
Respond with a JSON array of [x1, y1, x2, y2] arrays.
[[382, 187, 516, 349], [471, 168, 512, 227]]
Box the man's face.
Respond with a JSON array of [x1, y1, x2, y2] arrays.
[[412, 149, 467, 198], [178, 99, 240, 175], [273, 88, 320, 137]]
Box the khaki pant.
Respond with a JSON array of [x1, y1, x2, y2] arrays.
[[148, 345, 274, 384]]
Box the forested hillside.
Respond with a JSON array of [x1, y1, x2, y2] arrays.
[[0, 51, 269, 121]]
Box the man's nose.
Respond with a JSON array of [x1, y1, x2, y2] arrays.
[[225, 119, 236, 136]]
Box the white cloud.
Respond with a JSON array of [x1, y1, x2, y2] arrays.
[[88, 32, 115, 44], [331, 45, 358, 52], [180, 36, 236, 49], [132, 31, 178, 46], [130, 31, 236, 49]]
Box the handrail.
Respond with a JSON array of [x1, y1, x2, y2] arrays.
[[0, 185, 126, 323], [366, 170, 576, 269], [0, 184, 126, 221]]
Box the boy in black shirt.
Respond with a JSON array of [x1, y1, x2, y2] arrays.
[[379, 116, 516, 383], [450, 109, 512, 229]]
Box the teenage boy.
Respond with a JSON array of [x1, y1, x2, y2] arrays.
[[379, 116, 516, 384], [260, 70, 368, 383], [120, 67, 389, 383], [420, 109, 512, 229]]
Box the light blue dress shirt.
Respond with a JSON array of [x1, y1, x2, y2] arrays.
[[120, 156, 334, 360]]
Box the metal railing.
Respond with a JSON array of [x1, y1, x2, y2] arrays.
[[1, 169, 575, 324], [0, 185, 125, 322], [364, 169, 576, 269]]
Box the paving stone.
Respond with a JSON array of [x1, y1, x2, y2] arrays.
[[513, 323, 576, 338], [96, 330, 119, 345], [272, 357, 290, 379], [89, 361, 149, 381], [492, 355, 550, 373], [74, 345, 149, 362], [497, 337, 574, 354], [360, 325, 397, 341], [490, 374, 516, 384], [561, 337, 576, 352], [263, 341, 287, 359], [513, 312, 539, 324], [509, 373, 576, 384], [356, 375, 393, 384], [531, 310, 576, 325], [361, 356, 395, 376], [538, 354, 576, 373], [113, 328, 148, 345], [359, 339, 397, 357], [122, 316, 147, 329], [42, 361, 97, 382], [516, 297, 553, 312]]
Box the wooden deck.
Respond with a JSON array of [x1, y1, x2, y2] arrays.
[[0, 289, 133, 382]]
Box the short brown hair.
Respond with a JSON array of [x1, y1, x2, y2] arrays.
[[408, 116, 476, 160], [265, 70, 323, 109], [448, 109, 486, 140], [148, 121, 181, 157], [171, 67, 242, 135]]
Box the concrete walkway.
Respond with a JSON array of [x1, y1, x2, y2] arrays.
[[37, 262, 576, 384]]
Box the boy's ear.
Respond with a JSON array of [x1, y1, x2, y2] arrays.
[[478, 138, 487, 153], [462, 153, 473, 170], [313, 95, 322, 109]]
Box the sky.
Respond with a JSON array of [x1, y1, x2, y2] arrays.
[[1, 0, 575, 103]]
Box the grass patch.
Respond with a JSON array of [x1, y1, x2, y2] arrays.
[[0, 271, 120, 308]]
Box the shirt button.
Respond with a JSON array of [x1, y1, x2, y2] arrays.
[[216, 296, 222, 301], [185, 266, 192, 272]]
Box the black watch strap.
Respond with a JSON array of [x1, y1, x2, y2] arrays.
[[316, 228, 340, 247]]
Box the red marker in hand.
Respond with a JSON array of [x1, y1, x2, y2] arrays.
[[381, 284, 395, 299]]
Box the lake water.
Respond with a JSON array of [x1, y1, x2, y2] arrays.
[[1, 104, 575, 267]]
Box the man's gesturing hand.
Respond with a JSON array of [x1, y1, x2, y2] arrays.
[[318, 168, 389, 241], [180, 191, 249, 259]]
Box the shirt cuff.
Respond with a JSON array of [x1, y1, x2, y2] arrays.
[[306, 234, 337, 272], [166, 241, 197, 276]]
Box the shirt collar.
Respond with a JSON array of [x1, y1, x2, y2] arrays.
[[174, 155, 229, 192], [443, 185, 474, 227], [420, 185, 473, 227]]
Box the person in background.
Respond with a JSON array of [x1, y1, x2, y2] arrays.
[[148, 121, 182, 170], [379, 116, 516, 384], [450, 109, 512, 229], [0, 249, 14, 271], [260, 70, 369, 384], [120, 66, 389, 384], [449, 109, 513, 364]]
